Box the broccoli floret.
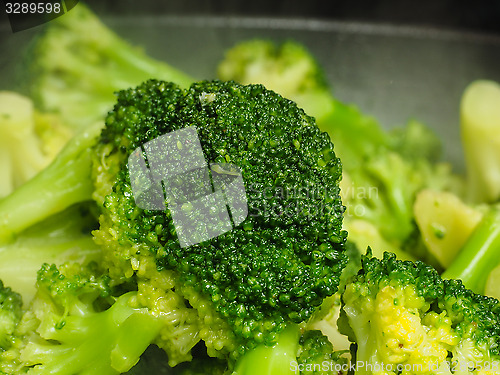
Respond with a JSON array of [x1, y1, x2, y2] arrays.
[[460, 80, 500, 204], [28, 3, 194, 131], [93, 79, 347, 363], [0, 91, 71, 198], [217, 39, 334, 123], [339, 252, 500, 375], [295, 330, 349, 375], [16, 262, 163, 374]]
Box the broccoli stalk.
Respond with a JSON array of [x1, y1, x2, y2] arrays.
[[442, 207, 500, 294], [29, 3, 194, 130], [233, 324, 301, 375], [0, 121, 102, 243], [234, 326, 349, 375], [460, 80, 500, 203]]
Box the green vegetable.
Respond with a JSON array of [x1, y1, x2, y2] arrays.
[[94, 79, 347, 365], [413, 189, 483, 269], [442, 207, 500, 294], [0, 78, 347, 369], [29, 3, 194, 131], [460, 80, 500, 204], [339, 252, 500, 375], [0, 280, 22, 352], [16, 263, 163, 374], [0, 121, 103, 243]]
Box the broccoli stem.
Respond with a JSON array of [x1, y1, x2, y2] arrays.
[[442, 207, 500, 294], [233, 324, 301, 375], [32, 3, 195, 130], [0, 122, 103, 243]]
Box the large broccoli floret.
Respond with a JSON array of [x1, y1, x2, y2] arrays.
[[15, 262, 163, 374], [28, 3, 194, 130], [339, 252, 500, 375], [93, 79, 347, 364]]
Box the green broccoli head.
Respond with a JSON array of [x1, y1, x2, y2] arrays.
[[339, 252, 500, 375], [92, 79, 347, 361]]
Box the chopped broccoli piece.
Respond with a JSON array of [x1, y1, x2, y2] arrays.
[[17, 263, 163, 374], [233, 324, 300, 375], [413, 189, 484, 269], [94, 79, 347, 364], [28, 3, 194, 131], [296, 330, 349, 375], [217, 39, 334, 123], [234, 326, 348, 375], [339, 252, 500, 375], [460, 80, 500, 204], [0, 91, 71, 198]]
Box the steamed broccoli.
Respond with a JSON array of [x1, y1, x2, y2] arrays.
[[0, 121, 103, 243], [339, 252, 500, 375], [461, 80, 500, 204], [0, 280, 23, 375], [28, 3, 194, 130], [442, 207, 500, 294], [0, 79, 348, 369], [94, 79, 347, 365]]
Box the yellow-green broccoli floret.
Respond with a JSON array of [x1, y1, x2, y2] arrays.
[[339, 252, 500, 375]]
